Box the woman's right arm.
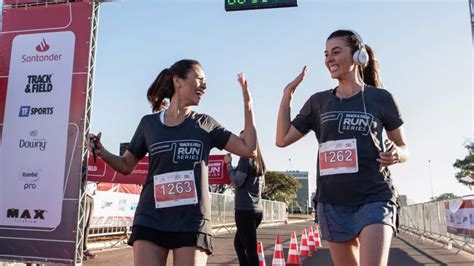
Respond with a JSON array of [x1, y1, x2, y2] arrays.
[[276, 66, 307, 147], [87, 133, 140, 175], [224, 73, 257, 158]]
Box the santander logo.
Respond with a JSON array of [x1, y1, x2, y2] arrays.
[[22, 38, 62, 63], [35, 38, 50, 52]]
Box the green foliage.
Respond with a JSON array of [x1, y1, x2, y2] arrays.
[[430, 193, 459, 201], [263, 171, 302, 205], [453, 141, 474, 188]]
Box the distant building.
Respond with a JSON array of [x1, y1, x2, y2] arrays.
[[278, 170, 310, 208], [398, 195, 408, 207]]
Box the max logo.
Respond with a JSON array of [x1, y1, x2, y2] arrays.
[[35, 39, 50, 52], [7, 208, 45, 219]]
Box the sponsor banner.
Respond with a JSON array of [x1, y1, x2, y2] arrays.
[[90, 183, 141, 227], [3, 0, 95, 5], [0, 2, 92, 264], [88, 155, 149, 184], [208, 154, 231, 185], [0, 31, 75, 229], [90, 189, 139, 228], [87, 154, 230, 185], [97, 182, 142, 194], [445, 199, 474, 237]]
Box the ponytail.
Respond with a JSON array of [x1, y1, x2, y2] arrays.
[[147, 59, 201, 113], [362, 45, 383, 88], [147, 68, 173, 112], [254, 143, 266, 177]]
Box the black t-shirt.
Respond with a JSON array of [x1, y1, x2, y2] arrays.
[[292, 86, 403, 206], [234, 158, 264, 211], [127, 111, 231, 234]]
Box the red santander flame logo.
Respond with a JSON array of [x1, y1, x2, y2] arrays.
[[35, 38, 50, 52]]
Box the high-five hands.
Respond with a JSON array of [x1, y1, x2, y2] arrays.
[[284, 66, 308, 96]]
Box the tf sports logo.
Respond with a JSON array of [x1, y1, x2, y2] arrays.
[[36, 39, 50, 52], [19, 106, 54, 117]]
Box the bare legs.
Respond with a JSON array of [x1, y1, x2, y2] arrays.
[[328, 224, 393, 266]]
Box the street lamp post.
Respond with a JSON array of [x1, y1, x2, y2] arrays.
[[428, 160, 434, 199]]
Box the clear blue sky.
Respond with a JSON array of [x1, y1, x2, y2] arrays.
[[90, 0, 473, 204]]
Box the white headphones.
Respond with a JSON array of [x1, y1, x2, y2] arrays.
[[349, 30, 369, 67]]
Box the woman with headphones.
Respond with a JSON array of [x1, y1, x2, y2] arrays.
[[276, 30, 408, 266]]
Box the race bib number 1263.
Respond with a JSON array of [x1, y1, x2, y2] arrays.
[[153, 170, 198, 208]]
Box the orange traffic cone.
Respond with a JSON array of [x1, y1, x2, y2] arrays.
[[271, 235, 285, 266], [314, 224, 322, 248], [257, 241, 266, 266], [308, 226, 315, 252], [286, 232, 301, 265], [299, 229, 310, 257]]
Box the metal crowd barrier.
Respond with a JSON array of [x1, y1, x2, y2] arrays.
[[210, 193, 288, 234], [89, 192, 288, 239], [399, 194, 474, 254]]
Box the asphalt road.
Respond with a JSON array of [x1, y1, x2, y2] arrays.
[[84, 220, 474, 265]]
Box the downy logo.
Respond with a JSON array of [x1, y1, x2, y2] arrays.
[[35, 38, 50, 52], [19, 130, 47, 151]]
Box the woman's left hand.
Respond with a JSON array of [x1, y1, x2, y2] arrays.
[[377, 139, 400, 167]]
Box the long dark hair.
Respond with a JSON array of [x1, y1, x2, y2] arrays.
[[147, 59, 201, 112], [241, 131, 266, 177], [327, 30, 383, 88], [254, 144, 266, 177]]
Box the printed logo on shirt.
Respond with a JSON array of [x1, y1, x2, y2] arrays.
[[149, 140, 203, 163], [321, 111, 374, 135]]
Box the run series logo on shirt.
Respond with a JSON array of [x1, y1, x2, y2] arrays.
[[149, 140, 203, 163], [321, 111, 374, 135]]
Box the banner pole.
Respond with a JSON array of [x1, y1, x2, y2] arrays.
[[75, 1, 100, 264]]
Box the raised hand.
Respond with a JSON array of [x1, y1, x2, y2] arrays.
[[237, 72, 251, 103], [284, 66, 308, 96]]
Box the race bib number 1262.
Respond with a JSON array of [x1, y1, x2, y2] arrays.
[[319, 139, 358, 176]]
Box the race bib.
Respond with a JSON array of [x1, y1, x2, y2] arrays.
[[153, 170, 198, 208], [319, 139, 358, 176]]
